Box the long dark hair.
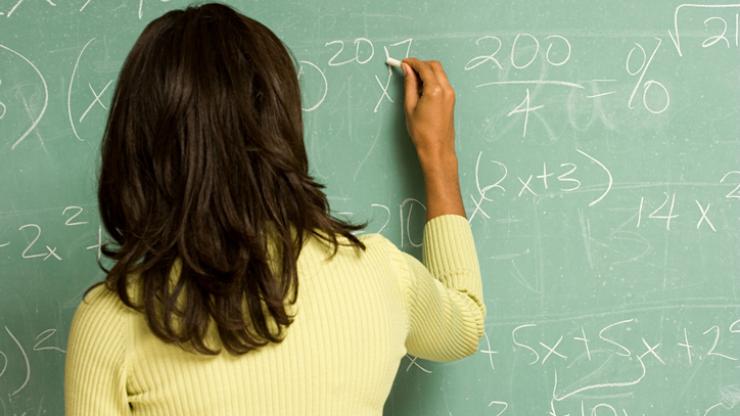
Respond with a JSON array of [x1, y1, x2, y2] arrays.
[[91, 2, 365, 355]]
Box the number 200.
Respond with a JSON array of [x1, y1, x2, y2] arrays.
[[465, 33, 572, 71]]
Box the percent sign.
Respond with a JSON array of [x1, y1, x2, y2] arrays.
[[625, 37, 670, 114]]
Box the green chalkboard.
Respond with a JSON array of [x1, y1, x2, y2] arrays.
[[1, 1, 739, 414]]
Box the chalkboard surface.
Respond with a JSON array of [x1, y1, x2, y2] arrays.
[[1, 1, 739, 414]]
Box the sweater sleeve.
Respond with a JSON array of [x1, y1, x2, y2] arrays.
[[65, 285, 132, 416], [389, 214, 486, 361]]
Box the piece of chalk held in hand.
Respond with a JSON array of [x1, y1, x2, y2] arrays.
[[385, 57, 402, 68]]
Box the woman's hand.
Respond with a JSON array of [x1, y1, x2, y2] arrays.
[[400, 58, 465, 220], [401, 58, 457, 167]]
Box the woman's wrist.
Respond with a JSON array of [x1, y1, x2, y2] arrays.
[[417, 147, 458, 179], [418, 151, 465, 220]]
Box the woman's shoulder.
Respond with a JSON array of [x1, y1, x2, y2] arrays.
[[66, 282, 134, 377], [307, 230, 401, 255], [357, 232, 402, 254], [299, 231, 404, 271], [76, 283, 116, 310], [70, 282, 135, 335]]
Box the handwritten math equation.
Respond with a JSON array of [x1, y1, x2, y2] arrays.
[[401, 316, 740, 416], [292, 4, 740, 139], [0, 0, 737, 142], [0, 324, 64, 414], [1, 2, 740, 415], [0, 206, 101, 263], [0, 0, 170, 20], [0, 0, 740, 261]]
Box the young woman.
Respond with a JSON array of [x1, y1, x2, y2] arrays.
[[64, 3, 485, 415]]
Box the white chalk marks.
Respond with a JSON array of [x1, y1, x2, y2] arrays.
[[298, 60, 328, 112], [68, 38, 94, 142], [669, 3, 740, 56], [0, 79, 6, 120], [467, 149, 612, 222], [575, 149, 613, 207], [625, 37, 670, 114], [0, 43, 48, 150]]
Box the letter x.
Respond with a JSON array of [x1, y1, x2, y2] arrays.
[[638, 337, 665, 365], [469, 194, 490, 220], [374, 67, 394, 113], [518, 175, 537, 197], [79, 80, 113, 123], [539, 336, 567, 364], [695, 200, 716, 232], [404, 354, 431, 374], [43, 246, 62, 261]]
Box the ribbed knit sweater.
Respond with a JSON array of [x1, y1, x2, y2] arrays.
[[64, 214, 486, 415]]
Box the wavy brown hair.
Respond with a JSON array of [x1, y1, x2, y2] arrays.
[[90, 2, 365, 355]]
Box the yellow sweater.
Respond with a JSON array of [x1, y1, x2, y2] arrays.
[[64, 214, 485, 415]]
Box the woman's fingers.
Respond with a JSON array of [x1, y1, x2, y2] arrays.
[[398, 57, 457, 164], [402, 58, 455, 107], [403, 58, 439, 94], [402, 62, 419, 114], [402, 58, 435, 84], [427, 60, 455, 102]]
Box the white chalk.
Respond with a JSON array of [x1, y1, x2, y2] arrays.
[[385, 57, 402, 68]]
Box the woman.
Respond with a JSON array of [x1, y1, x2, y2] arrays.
[[64, 3, 485, 415]]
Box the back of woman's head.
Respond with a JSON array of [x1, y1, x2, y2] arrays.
[[95, 2, 365, 355]]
